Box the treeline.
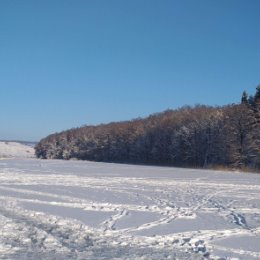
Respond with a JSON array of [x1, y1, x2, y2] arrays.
[[35, 87, 260, 170]]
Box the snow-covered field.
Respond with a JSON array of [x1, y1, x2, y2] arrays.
[[0, 150, 260, 259]]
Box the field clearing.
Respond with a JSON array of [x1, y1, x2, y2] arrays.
[[0, 158, 260, 260]]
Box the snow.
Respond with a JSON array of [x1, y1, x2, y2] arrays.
[[0, 141, 35, 158], [0, 157, 260, 259]]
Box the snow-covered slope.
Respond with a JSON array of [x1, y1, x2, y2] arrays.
[[0, 141, 35, 158], [0, 159, 259, 260]]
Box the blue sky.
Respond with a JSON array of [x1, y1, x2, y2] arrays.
[[0, 0, 259, 141]]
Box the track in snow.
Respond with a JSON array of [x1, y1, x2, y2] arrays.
[[0, 159, 260, 260]]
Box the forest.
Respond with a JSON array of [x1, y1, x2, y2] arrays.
[[35, 87, 260, 170]]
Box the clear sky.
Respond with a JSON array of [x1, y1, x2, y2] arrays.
[[0, 0, 259, 141]]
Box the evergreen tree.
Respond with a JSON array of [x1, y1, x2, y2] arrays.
[[241, 91, 248, 104], [248, 95, 255, 107], [255, 84, 260, 105]]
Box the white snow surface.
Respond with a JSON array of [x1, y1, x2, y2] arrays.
[[0, 158, 260, 260], [0, 141, 35, 158]]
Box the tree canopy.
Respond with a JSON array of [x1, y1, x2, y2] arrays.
[[35, 88, 260, 170]]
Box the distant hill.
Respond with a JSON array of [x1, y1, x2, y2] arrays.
[[0, 141, 35, 158], [0, 140, 37, 147]]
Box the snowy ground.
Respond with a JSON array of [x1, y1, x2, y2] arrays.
[[0, 158, 260, 260]]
